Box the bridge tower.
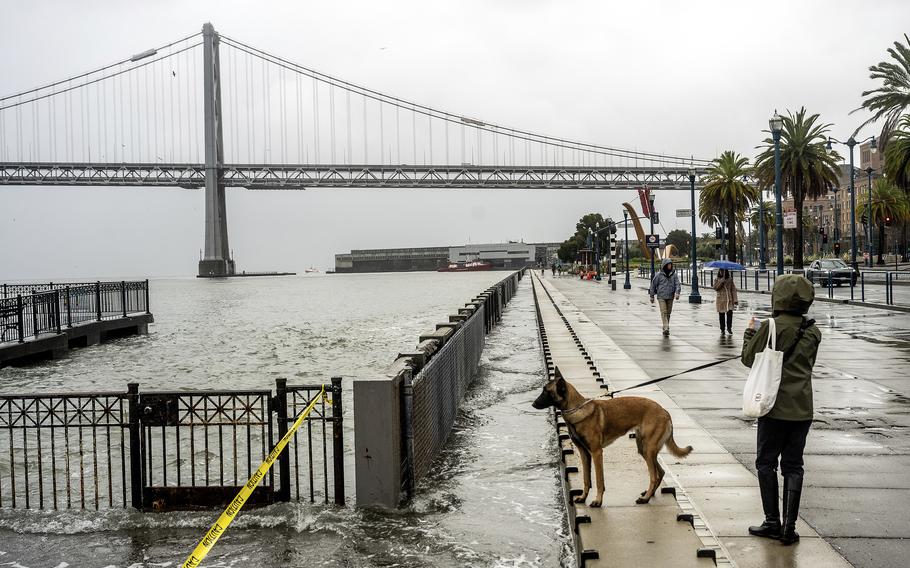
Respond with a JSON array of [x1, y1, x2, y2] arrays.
[[197, 23, 235, 277]]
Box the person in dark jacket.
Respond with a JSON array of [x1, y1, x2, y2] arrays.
[[713, 269, 739, 334], [649, 258, 681, 336], [741, 274, 821, 545]]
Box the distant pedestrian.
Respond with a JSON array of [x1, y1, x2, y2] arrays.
[[742, 274, 821, 546], [551, 263, 556, 277], [712, 269, 739, 334], [649, 258, 681, 336]]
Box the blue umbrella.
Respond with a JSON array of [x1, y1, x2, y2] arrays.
[[704, 260, 745, 271]]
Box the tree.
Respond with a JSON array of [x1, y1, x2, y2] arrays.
[[855, 178, 910, 264], [754, 107, 841, 269], [885, 114, 910, 191], [557, 213, 613, 263], [665, 229, 691, 257], [699, 151, 758, 262], [855, 34, 910, 149]]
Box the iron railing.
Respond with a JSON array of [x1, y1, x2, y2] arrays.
[[0, 378, 343, 511], [0, 281, 150, 344]]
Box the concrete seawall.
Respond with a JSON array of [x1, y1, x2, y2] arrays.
[[353, 269, 524, 508]]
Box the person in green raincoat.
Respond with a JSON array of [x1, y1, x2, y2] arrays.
[[741, 274, 821, 546]]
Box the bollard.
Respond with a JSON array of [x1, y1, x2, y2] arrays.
[[861, 272, 865, 302], [827, 271, 833, 299]]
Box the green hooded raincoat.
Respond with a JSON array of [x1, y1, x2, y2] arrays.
[[741, 275, 822, 421]]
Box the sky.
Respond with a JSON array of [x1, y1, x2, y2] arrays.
[[1, 0, 908, 279]]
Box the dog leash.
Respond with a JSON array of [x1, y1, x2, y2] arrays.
[[603, 355, 741, 398]]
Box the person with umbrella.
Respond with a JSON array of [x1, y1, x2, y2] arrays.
[[707, 260, 742, 335]]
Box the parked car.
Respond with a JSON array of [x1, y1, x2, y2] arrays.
[[805, 258, 857, 286]]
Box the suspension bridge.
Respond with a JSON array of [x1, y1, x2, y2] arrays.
[[0, 23, 712, 276]]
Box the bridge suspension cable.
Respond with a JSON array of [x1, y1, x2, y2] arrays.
[[218, 34, 711, 168]]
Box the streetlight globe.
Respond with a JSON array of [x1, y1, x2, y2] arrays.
[[687, 167, 696, 178], [825, 138, 833, 151], [769, 111, 783, 133], [870, 136, 877, 154]]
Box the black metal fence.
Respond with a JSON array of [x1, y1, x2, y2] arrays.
[[0, 378, 343, 511], [0, 281, 150, 344]]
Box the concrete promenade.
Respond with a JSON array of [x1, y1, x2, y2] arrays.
[[543, 271, 910, 568]]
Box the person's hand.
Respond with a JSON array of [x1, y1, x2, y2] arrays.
[[650, 296, 655, 304], [675, 294, 680, 301], [734, 301, 739, 307]]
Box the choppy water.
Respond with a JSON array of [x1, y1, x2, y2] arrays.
[[0, 272, 571, 567]]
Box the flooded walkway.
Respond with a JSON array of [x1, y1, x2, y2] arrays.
[[544, 272, 910, 568]]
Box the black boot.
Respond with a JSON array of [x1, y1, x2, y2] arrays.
[[780, 473, 802, 545], [718, 313, 727, 334], [748, 471, 781, 538]]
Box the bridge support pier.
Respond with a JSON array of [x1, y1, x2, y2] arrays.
[[198, 22, 235, 278]]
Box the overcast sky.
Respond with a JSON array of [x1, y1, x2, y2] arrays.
[[1, 0, 907, 279]]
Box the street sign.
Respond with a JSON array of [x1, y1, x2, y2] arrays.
[[645, 234, 661, 249], [783, 211, 797, 229], [651, 212, 660, 224], [676, 209, 693, 218]]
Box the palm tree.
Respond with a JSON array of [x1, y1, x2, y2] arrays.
[[699, 151, 758, 262], [754, 107, 841, 268], [885, 114, 910, 191], [855, 34, 910, 149], [856, 178, 910, 264]]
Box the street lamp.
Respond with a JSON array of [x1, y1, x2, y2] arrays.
[[688, 167, 702, 303], [867, 166, 875, 266], [623, 210, 632, 289], [827, 133, 877, 272], [648, 192, 657, 279], [595, 221, 602, 280], [770, 111, 785, 276]]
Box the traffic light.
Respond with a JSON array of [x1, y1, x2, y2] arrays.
[[885, 215, 892, 227], [715, 226, 723, 239], [819, 226, 825, 235], [834, 242, 841, 255]]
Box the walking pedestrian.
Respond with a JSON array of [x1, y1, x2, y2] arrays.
[[741, 274, 821, 546], [712, 269, 739, 334], [649, 258, 681, 336]]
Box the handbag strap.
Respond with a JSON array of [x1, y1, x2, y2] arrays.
[[781, 317, 815, 361], [765, 317, 776, 350]]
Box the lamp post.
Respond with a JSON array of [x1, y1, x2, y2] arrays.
[[826, 134, 876, 272], [623, 210, 632, 289], [595, 221, 602, 280], [648, 192, 656, 279], [770, 111, 784, 276], [747, 208, 753, 266], [688, 168, 702, 303], [866, 166, 875, 266]]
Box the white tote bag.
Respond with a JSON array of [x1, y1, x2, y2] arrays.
[[742, 318, 782, 418]]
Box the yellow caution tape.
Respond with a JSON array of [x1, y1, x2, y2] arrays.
[[181, 385, 327, 568]]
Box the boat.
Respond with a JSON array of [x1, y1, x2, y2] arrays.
[[437, 260, 494, 272], [304, 266, 319, 273]]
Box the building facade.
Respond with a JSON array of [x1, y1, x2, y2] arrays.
[[334, 242, 560, 273]]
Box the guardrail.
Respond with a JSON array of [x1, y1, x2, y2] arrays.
[[353, 269, 524, 508], [1, 281, 150, 344], [638, 266, 910, 307]]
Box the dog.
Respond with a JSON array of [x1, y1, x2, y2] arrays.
[[533, 371, 692, 507]]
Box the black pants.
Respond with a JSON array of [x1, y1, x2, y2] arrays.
[[718, 311, 733, 330], [755, 416, 812, 477]]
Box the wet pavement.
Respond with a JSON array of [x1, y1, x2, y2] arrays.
[[545, 273, 910, 568]]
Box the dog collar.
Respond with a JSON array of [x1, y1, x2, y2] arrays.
[[561, 399, 593, 416]]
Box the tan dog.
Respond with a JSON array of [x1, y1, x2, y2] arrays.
[[533, 371, 692, 507]]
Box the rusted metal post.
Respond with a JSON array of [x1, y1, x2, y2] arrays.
[[127, 383, 143, 509], [95, 282, 102, 321], [144, 279, 151, 314], [121, 281, 127, 318], [331, 376, 345, 505], [65, 286, 72, 327], [16, 294, 24, 343], [274, 378, 291, 502]]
